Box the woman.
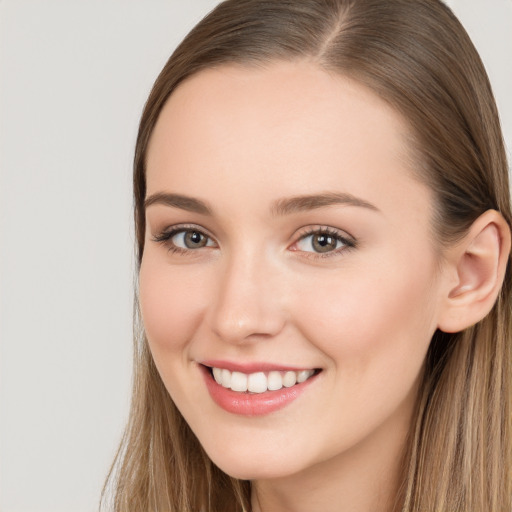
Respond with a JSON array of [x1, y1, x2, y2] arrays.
[[102, 0, 512, 510]]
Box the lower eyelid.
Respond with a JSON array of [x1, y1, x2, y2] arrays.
[[294, 242, 355, 262]]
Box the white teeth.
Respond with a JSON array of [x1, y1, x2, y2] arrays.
[[212, 367, 223, 385], [297, 370, 310, 383], [211, 367, 315, 393], [221, 368, 231, 388], [230, 371, 248, 392], [283, 371, 297, 388], [247, 372, 267, 393], [267, 371, 283, 391]]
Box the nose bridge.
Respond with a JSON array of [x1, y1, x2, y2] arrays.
[[209, 244, 285, 344]]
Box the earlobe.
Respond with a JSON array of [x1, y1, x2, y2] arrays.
[[437, 210, 511, 333]]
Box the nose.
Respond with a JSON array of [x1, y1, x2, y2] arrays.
[[208, 249, 287, 344]]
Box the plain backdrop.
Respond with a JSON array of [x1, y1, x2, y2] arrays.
[[0, 1, 510, 511]]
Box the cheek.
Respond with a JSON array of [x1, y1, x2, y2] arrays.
[[138, 255, 209, 355], [291, 255, 439, 371]]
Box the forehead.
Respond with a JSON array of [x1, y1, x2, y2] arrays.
[[145, 60, 429, 223]]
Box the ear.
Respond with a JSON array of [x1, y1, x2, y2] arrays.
[[437, 209, 511, 333]]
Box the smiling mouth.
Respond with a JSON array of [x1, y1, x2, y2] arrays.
[[205, 366, 321, 394]]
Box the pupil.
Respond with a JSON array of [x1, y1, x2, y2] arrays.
[[313, 234, 335, 253]]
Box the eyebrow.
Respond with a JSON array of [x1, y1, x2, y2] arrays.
[[271, 192, 380, 216], [144, 191, 380, 216], [144, 192, 212, 215]]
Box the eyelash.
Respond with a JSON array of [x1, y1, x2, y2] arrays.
[[151, 224, 214, 256], [152, 224, 357, 259], [292, 226, 356, 259]]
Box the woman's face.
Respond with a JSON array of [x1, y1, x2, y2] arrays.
[[140, 61, 449, 480]]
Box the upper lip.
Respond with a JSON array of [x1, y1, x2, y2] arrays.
[[200, 360, 319, 373]]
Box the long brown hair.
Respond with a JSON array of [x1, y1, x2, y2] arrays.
[[102, 1, 512, 510]]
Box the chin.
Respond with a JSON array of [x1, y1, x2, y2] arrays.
[[201, 438, 312, 481], [213, 458, 298, 481]]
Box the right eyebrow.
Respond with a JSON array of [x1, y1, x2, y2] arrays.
[[144, 192, 212, 215]]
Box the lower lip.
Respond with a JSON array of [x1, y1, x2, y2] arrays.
[[200, 366, 319, 416]]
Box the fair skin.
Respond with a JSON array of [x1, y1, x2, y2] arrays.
[[139, 60, 510, 512]]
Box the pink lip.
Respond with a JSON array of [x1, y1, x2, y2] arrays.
[[200, 359, 313, 373], [199, 364, 319, 417]]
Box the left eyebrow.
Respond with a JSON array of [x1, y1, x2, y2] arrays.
[[271, 192, 380, 216]]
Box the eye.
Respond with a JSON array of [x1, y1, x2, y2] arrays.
[[152, 226, 216, 253], [172, 229, 214, 249], [292, 227, 355, 256]]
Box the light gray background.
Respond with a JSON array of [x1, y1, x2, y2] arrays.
[[0, 1, 510, 511]]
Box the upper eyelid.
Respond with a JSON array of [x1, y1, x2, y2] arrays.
[[153, 223, 215, 239], [293, 225, 356, 243], [153, 223, 352, 237]]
